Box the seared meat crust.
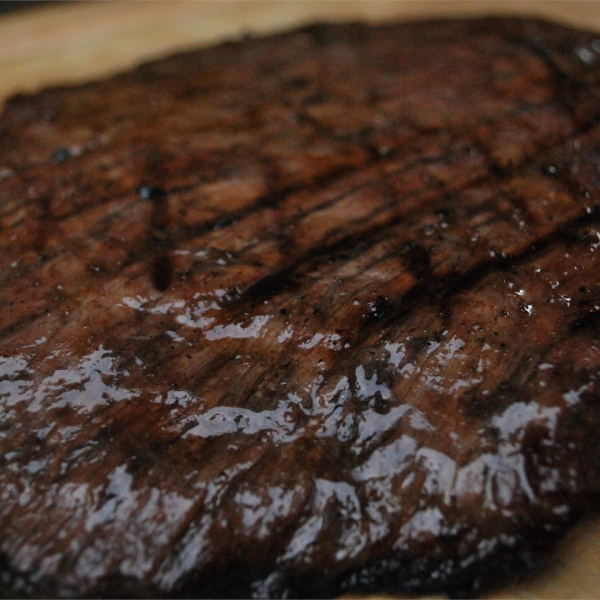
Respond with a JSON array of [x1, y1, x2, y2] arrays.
[[1, 18, 600, 598]]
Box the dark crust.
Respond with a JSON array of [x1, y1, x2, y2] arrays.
[[1, 17, 600, 598]]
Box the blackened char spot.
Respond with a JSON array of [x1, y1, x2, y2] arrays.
[[152, 254, 173, 292], [213, 216, 238, 230], [465, 380, 526, 420], [365, 295, 396, 322], [139, 184, 173, 292], [489, 163, 511, 180], [285, 77, 309, 90], [242, 268, 297, 302], [138, 185, 167, 204], [306, 89, 328, 105], [402, 241, 432, 282], [0, 550, 12, 584], [571, 309, 600, 336]]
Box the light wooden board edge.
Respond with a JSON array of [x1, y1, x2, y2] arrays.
[[2, 1, 600, 106], [1, 2, 599, 598]]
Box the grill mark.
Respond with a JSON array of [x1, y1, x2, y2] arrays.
[[118, 203, 600, 397], [151, 254, 173, 293], [1, 112, 590, 301], [16, 146, 453, 284], [0, 137, 588, 343], [139, 185, 173, 292], [34, 193, 53, 253], [264, 208, 600, 374], [0, 89, 581, 233], [242, 114, 599, 300], [401, 241, 433, 283], [238, 155, 487, 281], [321, 219, 600, 425], [232, 168, 532, 307], [438, 207, 600, 308], [235, 148, 460, 253], [0, 143, 592, 354]]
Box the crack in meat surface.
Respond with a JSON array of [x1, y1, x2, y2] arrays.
[[1, 18, 600, 598]]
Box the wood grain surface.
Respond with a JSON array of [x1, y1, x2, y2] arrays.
[[1, 2, 599, 598]]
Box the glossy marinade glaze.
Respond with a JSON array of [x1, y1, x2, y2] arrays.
[[1, 18, 599, 598]]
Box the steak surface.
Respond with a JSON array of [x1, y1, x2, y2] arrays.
[[1, 18, 600, 598]]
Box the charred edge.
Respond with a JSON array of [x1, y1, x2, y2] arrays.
[[335, 514, 570, 600], [139, 185, 174, 292], [296, 23, 339, 46]]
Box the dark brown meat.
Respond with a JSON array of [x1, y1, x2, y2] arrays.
[[1, 18, 600, 598]]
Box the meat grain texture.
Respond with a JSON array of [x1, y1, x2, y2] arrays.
[[1, 18, 600, 598]]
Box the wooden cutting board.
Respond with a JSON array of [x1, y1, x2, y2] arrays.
[[1, 2, 599, 598]]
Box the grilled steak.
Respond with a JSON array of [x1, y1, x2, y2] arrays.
[[1, 18, 600, 598]]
